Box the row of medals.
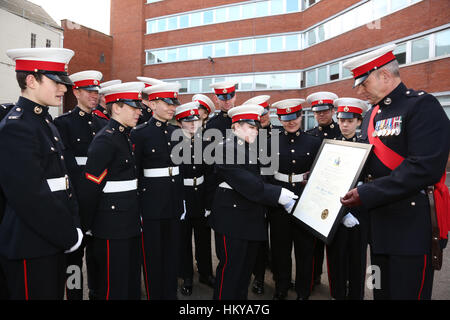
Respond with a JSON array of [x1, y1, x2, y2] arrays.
[[373, 117, 401, 137]]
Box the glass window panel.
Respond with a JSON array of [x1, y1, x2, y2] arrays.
[[190, 45, 202, 60], [373, 0, 388, 19], [228, 40, 240, 56], [329, 63, 339, 81], [241, 3, 255, 19], [203, 10, 213, 24], [179, 47, 188, 60], [285, 73, 300, 88], [317, 66, 327, 85], [241, 76, 253, 90], [229, 6, 241, 21], [147, 20, 156, 34], [179, 80, 188, 93], [216, 7, 227, 23], [356, 2, 373, 27], [256, 1, 269, 17], [435, 29, 450, 57], [393, 43, 407, 65], [167, 16, 178, 30], [146, 52, 156, 64], [202, 78, 212, 92], [255, 38, 268, 53], [411, 37, 429, 62], [203, 44, 213, 58], [342, 62, 352, 78], [255, 74, 269, 89], [307, 113, 316, 130], [154, 50, 166, 63], [167, 48, 177, 62], [307, 29, 317, 46], [214, 42, 226, 57], [214, 77, 225, 84], [317, 24, 325, 42], [285, 34, 299, 50], [179, 15, 189, 28], [391, 0, 409, 12], [341, 9, 357, 33], [190, 12, 202, 27], [306, 69, 316, 86], [157, 18, 167, 32], [241, 39, 253, 55], [190, 79, 201, 93], [286, 0, 299, 13], [271, 0, 283, 15], [270, 36, 284, 52], [269, 74, 284, 89]]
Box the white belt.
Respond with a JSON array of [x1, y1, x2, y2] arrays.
[[143, 166, 179, 178], [47, 176, 69, 192], [75, 157, 87, 166], [274, 172, 305, 184], [183, 175, 204, 186], [102, 179, 137, 193], [219, 182, 233, 190]]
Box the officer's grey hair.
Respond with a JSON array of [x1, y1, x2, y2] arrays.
[[379, 60, 400, 78]]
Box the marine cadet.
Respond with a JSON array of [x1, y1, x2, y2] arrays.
[[131, 82, 185, 300], [79, 82, 144, 300], [94, 79, 122, 121], [268, 99, 322, 300], [341, 44, 450, 300], [136, 76, 163, 125], [305, 91, 341, 288], [207, 104, 299, 300], [54, 70, 108, 300], [0, 48, 83, 299], [175, 102, 215, 296], [192, 93, 215, 128], [325, 98, 369, 300]]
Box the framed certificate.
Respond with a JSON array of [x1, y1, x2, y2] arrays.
[[291, 139, 372, 245]]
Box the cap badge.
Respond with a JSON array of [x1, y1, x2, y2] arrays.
[[223, 89, 227, 94], [190, 110, 195, 115], [343, 107, 349, 112], [64, 64, 68, 72], [174, 92, 178, 98], [34, 106, 42, 115], [94, 80, 99, 85], [138, 92, 142, 99], [286, 107, 291, 113], [318, 100, 323, 105]]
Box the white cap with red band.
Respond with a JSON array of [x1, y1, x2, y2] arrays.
[[192, 94, 215, 114], [334, 98, 368, 119], [70, 70, 103, 90], [143, 82, 181, 105], [343, 44, 397, 87], [228, 104, 264, 124], [175, 101, 200, 121], [137, 76, 163, 88], [100, 79, 122, 89], [306, 92, 338, 112], [101, 82, 145, 105]]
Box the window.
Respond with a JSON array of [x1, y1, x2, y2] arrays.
[[178, 80, 188, 93], [190, 45, 202, 60], [268, 74, 284, 89], [303, 0, 319, 9], [286, 0, 299, 13], [256, 1, 269, 17], [241, 39, 253, 55], [241, 3, 255, 19], [271, 0, 284, 15], [411, 37, 429, 62], [306, 69, 316, 86], [157, 19, 167, 32], [307, 29, 316, 46], [190, 12, 202, 27], [190, 79, 201, 93], [167, 48, 177, 62], [285, 34, 299, 50], [329, 63, 339, 81], [255, 74, 269, 89], [179, 47, 188, 60], [435, 29, 450, 57], [46, 39, 51, 48], [229, 6, 241, 21], [228, 40, 240, 56], [285, 73, 300, 88], [167, 16, 178, 30], [214, 42, 226, 57], [240, 76, 253, 90], [179, 15, 189, 28], [31, 33, 36, 48], [203, 44, 213, 58], [372, 0, 388, 19], [393, 43, 407, 65], [391, 0, 409, 12], [255, 38, 268, 53], [216, 7, 227, 23], [342, 61, 352, 78], [317, 66, 327, 85], [202, 78, 212, 92], [270, 36, 284, 52], [147, 20, 156, 34], [203, 10, 213, 24]]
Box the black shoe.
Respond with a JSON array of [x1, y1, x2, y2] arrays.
[[199, 274, 215, 288], [180, 278, 193, 296], [273, 291, 287, 300], [251, 279, 265, 295]]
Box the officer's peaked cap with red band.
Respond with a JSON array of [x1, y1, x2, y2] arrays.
[[70, 70, 103, 91], [243, 95, 271, 116], [175, 101, 201, 122], [228, 104, 264, 127], [306, 91, 338, 112], [273, 98, 305, 121], [7, 47, 74, 86], [343, 44, 397, 88], [192, 94, 215, 114], [210, 81, 237, 101], [143, 81, 181, 105], [334, 98, 368, 119], [101, 82, 145, 109]]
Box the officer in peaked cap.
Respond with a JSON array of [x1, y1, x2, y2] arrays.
[[341, 44, 450, 300], [137, 76, 164, 124], [0, 47, 83, 299], [192, 93, 215, 127], [206, 81, 238, 139], [95, 79, 122, 120], [305, 91, 340, 287], [267, 99, 321, 300], [131, 81, 184, 300], [326, 97, 369, 300], [79, 82, 145, 300], [54, 70, 108, 300], [207, 104, 299, 300], [175, 101, 216, 296]]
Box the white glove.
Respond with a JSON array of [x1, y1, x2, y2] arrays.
[[283, 199, 296, 214], [180, 200, 186, 220], [278, 188, 299, 206], [65, 228, 84, 253], [342, 213, 360, 228], [204, 210, 211, 217]]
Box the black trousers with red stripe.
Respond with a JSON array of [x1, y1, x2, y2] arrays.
[[87, 236, 142, 300], [0, 253, 66, 300], [370, 251, 434, 300], [213, 232, 259, 300]]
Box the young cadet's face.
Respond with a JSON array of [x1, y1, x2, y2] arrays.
[[152, 100, 176, 121], [180, 119, 202, 136], [314, 108, 334, 126], [338, 117, 361, 138], [198, 108, 209, 122], [214, 95, 236, 112], [74, 88, 99, 112], [113, 103, 142, 128], [280, 115, 302, 133], [233, 122, 259, 144], [32, 75, 67, 107]]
